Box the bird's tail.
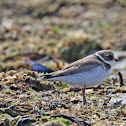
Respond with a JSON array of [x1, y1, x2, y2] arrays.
[[42, 74, 53, 79], [42, 71, 60, 80]]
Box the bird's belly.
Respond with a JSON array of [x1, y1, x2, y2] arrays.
[[55, 67, 110, 88]]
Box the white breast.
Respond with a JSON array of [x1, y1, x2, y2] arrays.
[[50, 66, 110, 88]]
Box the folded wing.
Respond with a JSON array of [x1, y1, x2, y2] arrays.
[[43, 55, 102, 79]]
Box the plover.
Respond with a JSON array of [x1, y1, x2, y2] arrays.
[[43, 50, 118, 105]]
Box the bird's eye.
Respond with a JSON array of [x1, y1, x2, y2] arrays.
[[107, 55, 113, 60]]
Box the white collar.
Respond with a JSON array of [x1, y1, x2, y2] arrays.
[[95, 52, 111, 65]]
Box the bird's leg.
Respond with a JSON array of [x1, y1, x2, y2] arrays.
[[81, 85, 86, 105]]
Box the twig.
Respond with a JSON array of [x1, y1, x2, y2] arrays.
[[118, 72, 124, 87], [112, 77, 116, 86], [51, 113, 91, 126]]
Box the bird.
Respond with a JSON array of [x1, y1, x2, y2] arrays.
[[43, 50, 118, 105]]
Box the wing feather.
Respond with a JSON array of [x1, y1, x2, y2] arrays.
[[43, 55, 103, 79]]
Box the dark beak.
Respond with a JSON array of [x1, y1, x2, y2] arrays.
[[115, 58, 119, 61]]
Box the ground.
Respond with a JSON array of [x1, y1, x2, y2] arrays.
[[0, 0, 126, 126]]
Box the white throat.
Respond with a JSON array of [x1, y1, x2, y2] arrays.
[[95, 52, 112, 66]]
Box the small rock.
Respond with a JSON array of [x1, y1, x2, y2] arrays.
[[70, 98, 80, 104], [10, 84, 19, 91], [110, 94, 126, 105], [70, 87, 81, 92], [124, 113, 126, 117], [61, 87, 70, 93], [53, 109, 60, 114], [86, 89, 94, 94], [99, 90, 105, 95]]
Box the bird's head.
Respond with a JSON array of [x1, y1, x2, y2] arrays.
[[95, 50, 119, 66]]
